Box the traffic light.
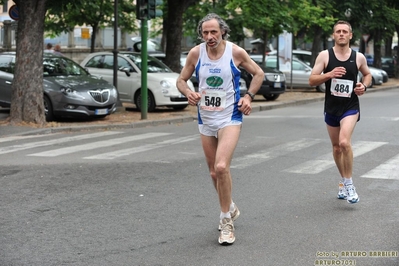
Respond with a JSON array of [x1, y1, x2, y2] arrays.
[[136, 0, 148, 20], [147, 0, 163, 19]]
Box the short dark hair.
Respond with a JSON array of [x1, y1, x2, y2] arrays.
[[333, 20, 352, 32], [197, 13, 230, 40]]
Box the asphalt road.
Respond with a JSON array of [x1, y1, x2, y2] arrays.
[[0, 88, 398, 266]]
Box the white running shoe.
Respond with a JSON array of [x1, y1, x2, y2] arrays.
[[218, 204, 240, 230], [337, 182, 347, 199], [345, 184, 359, 204], [218, 218, 235, 245]]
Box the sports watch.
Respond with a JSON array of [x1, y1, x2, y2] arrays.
[[245, 91, 255, 100]]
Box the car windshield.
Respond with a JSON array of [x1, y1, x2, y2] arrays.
[[43, 56, 89, 77], [121, 53, 172, 73]]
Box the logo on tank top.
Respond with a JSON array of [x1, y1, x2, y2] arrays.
[[206, 76, 223, 87], [209, 68, 221, 73]]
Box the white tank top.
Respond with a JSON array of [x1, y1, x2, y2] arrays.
[[195, 41, 242, 127]]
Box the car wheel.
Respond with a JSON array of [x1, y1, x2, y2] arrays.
[[316, 83, 326, 93], [172, 105, 188, 110], [263, 94, 280, 101], [43, 95, 54, 122], [371, 77, 375, 87], [134, 90, 156, 112]]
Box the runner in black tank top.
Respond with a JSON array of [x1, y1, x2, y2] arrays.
[[324, 48, 359, 117], [309, 20, 372, 205]]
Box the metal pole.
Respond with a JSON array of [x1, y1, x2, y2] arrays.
[[113, 0, 124, 110], [140, 19, 148, 119], [113, 0, 119, 89]]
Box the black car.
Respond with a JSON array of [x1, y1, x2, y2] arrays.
[[381, 57, 396, 77], [240, 63, 286, 101]]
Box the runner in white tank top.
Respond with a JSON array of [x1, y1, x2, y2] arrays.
[[196, 41, 243, 137], [176, 13, 264, 245]]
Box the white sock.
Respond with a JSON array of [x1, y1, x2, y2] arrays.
[[341, 177, 345, 184], [229, 202, 235, 213], [343, 177, 353, 185], [220, 211, 231, 220]]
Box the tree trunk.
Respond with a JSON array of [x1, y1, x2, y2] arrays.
[[10, 0, 47, 126], [395, 26, 399, 78], [310, 25, 323, 67], [373, 29, 382, 68], [164, 0, 185, 73]]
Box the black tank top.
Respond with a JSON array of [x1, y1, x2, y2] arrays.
[[324, 48, 359, 116]]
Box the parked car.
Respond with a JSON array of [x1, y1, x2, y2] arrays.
[[240, 60, 286, 101], [265, 49, 313, 66], [365, 54, 374, 66], [359, 66, 384, 87], [381, 56, 396, 77], [255, 55, 326, 93], [80, 52, 194, 112], [130, 37, 162, 53], [0, 52, 118, 121]]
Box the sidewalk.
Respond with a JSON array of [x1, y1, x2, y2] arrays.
[[0, 79, 398, 137]]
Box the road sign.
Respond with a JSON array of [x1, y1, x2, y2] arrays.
[[81, 28, 90, 39], [8, 5, 19, 21], [362, 34, 370, 43]]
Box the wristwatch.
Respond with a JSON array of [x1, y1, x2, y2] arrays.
[[361, 83, 367, 91], [245, 91, 255, 100]]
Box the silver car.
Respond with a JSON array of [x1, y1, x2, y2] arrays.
[[0, 52, 118, 121], [80, 52, 194, 112], [259, 55, 326, 93]]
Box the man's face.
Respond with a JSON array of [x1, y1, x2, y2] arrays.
[[201, 19, 224, 50], [333, 24, 352, 47]]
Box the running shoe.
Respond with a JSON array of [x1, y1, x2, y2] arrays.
[[337, 182, 347, 199], [218, 218, 235, 245], [218, 204, 240, 230], [345, 184, 359, 204]]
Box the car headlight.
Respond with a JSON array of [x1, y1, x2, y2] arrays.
[[60, 86, 76, 95], [60, 86, 85, 99], [111, 87, 118, 97], [160, 80, 172, 88]]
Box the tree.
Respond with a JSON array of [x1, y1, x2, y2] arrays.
[[161, 0, 199, 73], [45, 0, 136, 53], [9, 0, 48, 126]]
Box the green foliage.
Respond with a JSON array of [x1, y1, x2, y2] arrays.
[[45, 0, 137, 37], [182, 0, 247, 44]]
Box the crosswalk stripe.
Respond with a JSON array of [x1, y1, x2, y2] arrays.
[[28, 132, 172, 157], [0, 134, 52, 143], [284, 141, 387, 174], [0, 131, 122, 155], [362, 154, 399, 179], [231, 139, 322, 169], [84, 134, 198, 159]]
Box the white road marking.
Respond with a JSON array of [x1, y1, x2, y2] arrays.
[[84, 134, 198, 159], [231, 139, 322, 169], [0, 134, 54, 143], [362, 154, 399, 180], [0, 131, 122, 155], [284, 141, 387, 174], [28, 132, 172, 157]]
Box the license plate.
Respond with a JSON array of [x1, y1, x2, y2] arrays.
[[95, 108, 108, 115], [274, 82, 281, 88]]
